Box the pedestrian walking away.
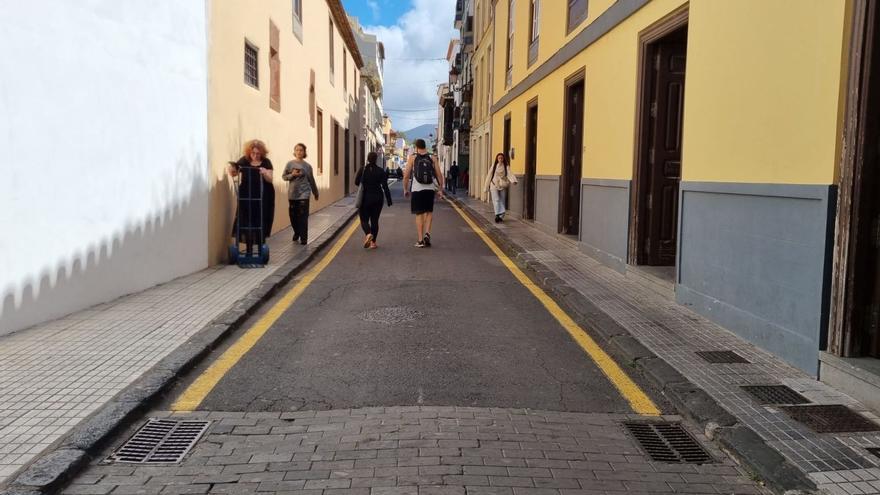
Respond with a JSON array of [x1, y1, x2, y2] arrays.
[[403, 138, 444, 248], [282, 143, 319, 245], [355, 152, 393, 249], [484, 152, 517, 223], [228, 139, 276, 255], [449, 160, 459, 195]]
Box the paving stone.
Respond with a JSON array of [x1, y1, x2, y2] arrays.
[[209, 482, 259, 494], [418, 487, 465, 495], [303, 479, 352, 489], [488, 477, 534, 488], [371, 487, 418, 495]]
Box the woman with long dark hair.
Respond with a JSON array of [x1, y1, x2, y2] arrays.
[[355, 152, 392, 249], [227, 139, 275, 255], [484, 152, 517, 222]]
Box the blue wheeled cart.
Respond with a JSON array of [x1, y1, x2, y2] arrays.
[[228, 164, 270, 267]]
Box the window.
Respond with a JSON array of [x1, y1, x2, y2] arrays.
[[309, 70, 316, 127], [317, 109, 325, 174], [528, 0, 539, 65], [329, 18, 335, 83], [292, 0, 303, 41], [505, 0, 515, 86], [269, 21, 280, 111], [567, 0, 588, 33], [244, 40, 259, 88], [343, 48, 348, 93]]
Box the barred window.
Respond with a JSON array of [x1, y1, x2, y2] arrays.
[[244, 41, 259, 88]]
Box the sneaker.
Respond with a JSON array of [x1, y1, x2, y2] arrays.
[[414, 240, 426, 248], [292, 234, 299, 242], [363, 233, 373, 249], [494, 215, 501, 223], [300, 239, 308, 245], [368, 241, 378, 250], [423, 233, 431, 247]]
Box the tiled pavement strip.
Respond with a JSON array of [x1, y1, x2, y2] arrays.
[[455, 196, 880, 495], [0, 198, 355, 484], [67, 408, 766, 495]]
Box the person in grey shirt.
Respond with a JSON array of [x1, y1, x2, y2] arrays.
[[282, 143, 319, 244]]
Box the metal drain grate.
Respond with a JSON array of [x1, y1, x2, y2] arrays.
[[695, 350, 750, 364], [624, 422, 713, 464], [780, 405, 880, 433], [867, 447, 880, 460], [109, 419, 210, 463], [741, 385, 810, 405]]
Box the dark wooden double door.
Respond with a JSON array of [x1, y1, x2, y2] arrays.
[[634, 27, 687, 266]]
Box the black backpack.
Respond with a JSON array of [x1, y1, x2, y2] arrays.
[[413, 153, 435, 185]]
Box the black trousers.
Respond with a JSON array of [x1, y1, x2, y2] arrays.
[[359, 201, 383, 240], [449, 176, 457, 194], [289, 199, 310, 241]]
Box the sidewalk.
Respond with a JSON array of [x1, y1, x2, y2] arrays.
[[453, 195, 880, 495], [0, 197, 356, 487]]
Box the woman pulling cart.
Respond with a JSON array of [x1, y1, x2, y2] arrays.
[[227, 139, 276, 266]]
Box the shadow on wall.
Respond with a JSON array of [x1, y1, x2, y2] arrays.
[[0, 154, 210, 337]]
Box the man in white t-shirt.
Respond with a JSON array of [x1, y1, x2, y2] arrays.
[[403, 139, 444, 248]]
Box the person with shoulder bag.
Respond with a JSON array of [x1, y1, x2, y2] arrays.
[[355, 152, 393, 249], [484, 152, 517, 223]]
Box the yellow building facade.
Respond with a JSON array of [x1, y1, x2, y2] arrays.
[[469, 0, 496, 201], [207, 0, 363, 264], [487, 0, 871, 389]]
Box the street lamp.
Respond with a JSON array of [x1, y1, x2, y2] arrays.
[[448, 67, 460, 87]]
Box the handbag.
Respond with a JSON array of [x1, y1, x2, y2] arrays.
[[355, 182, 364, 209], [491, 163, 511, 190]]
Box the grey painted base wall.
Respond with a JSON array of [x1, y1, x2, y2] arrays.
[[509, 174, 525, 219], [579, 179, 630, 273], [675, 182, 836, 376], [535, 176, 560, 232]]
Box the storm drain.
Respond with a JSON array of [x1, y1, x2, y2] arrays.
[[779, 405, 880, 433], [867, 447, 880, 460], [741, 385, 810, 405], [623, 422, 713, 464], [108, 419, 210, 463], [695, 350, 750, 364]]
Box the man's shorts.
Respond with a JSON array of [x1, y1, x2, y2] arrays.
[[411, 190, 435, 214]]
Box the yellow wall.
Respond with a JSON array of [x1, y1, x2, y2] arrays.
[[682, 0, 848, 184], [492, 0, 849, 185], [493, 0, 688, 178], [208, 0, 361, 263]]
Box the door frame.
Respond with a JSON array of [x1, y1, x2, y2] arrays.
[[560, 68, 586, 235], [829, 0, 875, 356], [524, 97, 539, 220], [627, 6, 689, 265]]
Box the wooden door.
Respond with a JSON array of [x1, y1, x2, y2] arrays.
[[849, 4, 880, 358], [561, 79, 584, 235], [641, 29, 686, 265], [344, 128, 351, 195], [524, 103, 538, 220]]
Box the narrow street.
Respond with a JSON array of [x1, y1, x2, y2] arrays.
[[59, 184, 766, 495]]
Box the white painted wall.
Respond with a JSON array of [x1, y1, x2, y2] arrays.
[[0, 1, 209, 335]]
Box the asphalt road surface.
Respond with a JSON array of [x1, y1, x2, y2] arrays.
[[164, 182, 663, 415]]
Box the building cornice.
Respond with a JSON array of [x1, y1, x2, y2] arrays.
[[328, 0, 365, 68]]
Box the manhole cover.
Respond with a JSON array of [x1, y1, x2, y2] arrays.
[[624, 422, 713, 464], [741, 385, 810, 405], [109, 419, 210, 464], [360, 306, 422, 325], [780, 405, 880, 433], [695, 350, 750, 364]]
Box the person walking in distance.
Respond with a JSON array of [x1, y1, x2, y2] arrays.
[[282, 143, 319, 245], [403, 139, 444, 248], [484, 152, 517, 223], [355, 152, 393, 249], [449, 161, 460, 195]]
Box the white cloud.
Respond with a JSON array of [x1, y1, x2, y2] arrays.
[[365, 0, 457, 134], [367, 0, 380, 20]]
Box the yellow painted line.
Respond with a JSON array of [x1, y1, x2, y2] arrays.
[[172, 220, 360, 411], [446, 200, 661, 416]]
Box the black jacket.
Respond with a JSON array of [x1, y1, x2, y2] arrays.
[[355, 163, 392, 207]]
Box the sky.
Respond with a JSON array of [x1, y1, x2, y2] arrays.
[[342, 0, 457, 134]]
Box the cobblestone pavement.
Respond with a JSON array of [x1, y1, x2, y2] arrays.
[[66, 408, 767, 495], [0, 198, 355, 483], [457, 196, 880, 495]]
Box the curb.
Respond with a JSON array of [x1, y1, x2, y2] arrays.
[[2, 207, 358, 495], [448, 196, 817, 495]]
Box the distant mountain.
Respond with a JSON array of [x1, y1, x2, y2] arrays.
[[400, 124, 435, 143]]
